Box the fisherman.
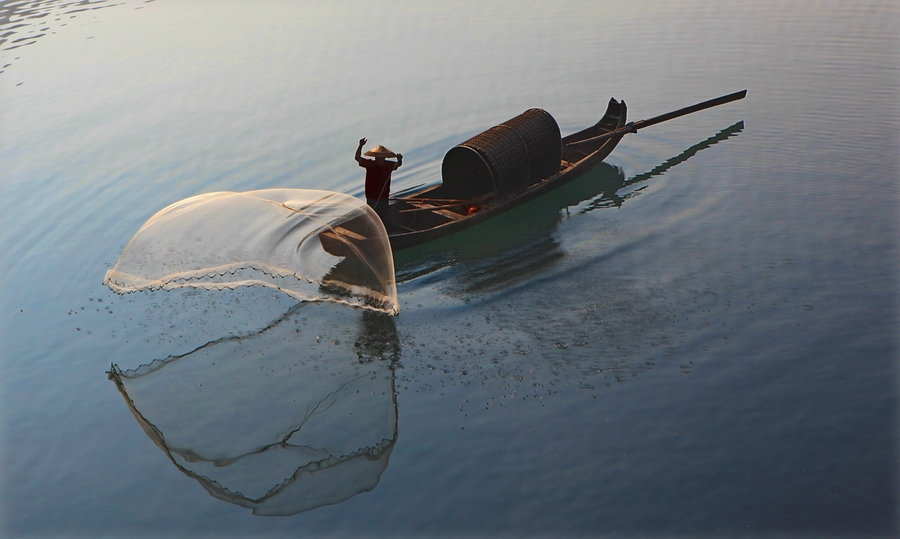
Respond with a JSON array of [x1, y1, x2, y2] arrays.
[[355, 137, 402, 226]]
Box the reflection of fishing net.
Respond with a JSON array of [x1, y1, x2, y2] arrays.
[[104, 189, 398, 314], [109, 302, 398, 516]]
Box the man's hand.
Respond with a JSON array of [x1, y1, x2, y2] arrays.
[[355, 138, 367, 163]]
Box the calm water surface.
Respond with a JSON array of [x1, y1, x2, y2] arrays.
[[1, 1, 898, 537]]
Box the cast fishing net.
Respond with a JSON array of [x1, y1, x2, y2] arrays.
[[104, 189, 398, 314]]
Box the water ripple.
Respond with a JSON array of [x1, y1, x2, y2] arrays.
[[0, 0, 144, 65]]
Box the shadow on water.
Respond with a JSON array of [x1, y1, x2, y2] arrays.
[[394, 121, 744, 293], [579, 120, 745, 213], [109, 302, 400, 516]]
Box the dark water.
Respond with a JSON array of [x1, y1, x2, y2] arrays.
[[1, 1, 898, 537]]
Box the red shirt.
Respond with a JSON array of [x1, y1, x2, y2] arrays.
[[359, 158, 398, 200]]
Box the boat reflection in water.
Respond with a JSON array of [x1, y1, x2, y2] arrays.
[[109, 301, 400, 516]]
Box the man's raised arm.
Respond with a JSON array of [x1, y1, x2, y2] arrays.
[[355, 137, 368, 164]]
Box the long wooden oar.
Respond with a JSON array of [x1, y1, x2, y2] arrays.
[[566, 89, 747, 147]]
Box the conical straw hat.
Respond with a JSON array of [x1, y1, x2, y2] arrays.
[[364, 145, 397, 158]]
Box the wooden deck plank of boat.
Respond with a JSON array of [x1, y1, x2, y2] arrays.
[[411, 201, 464, 221]]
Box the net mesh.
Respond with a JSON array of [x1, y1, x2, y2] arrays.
[[103, 189, 398, 314]]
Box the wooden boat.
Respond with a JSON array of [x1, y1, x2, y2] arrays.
[[385, 98, 629, 251], [322, 90, 746, 254]]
